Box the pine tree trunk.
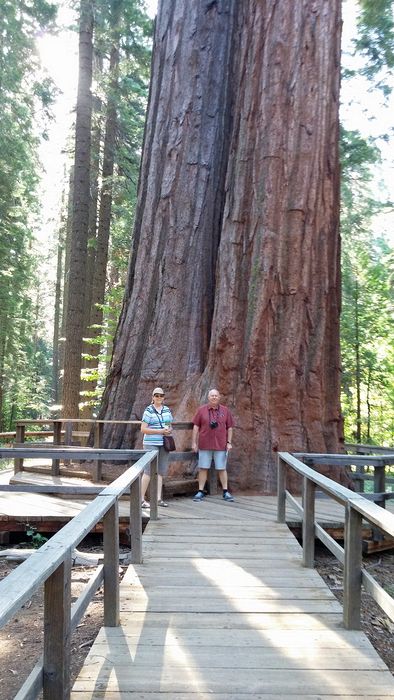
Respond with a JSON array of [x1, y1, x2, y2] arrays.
[[80, 88, 102, 419], [52, 226, 64, 408], [99, 0, 345, 491], [62, 0, 93, 417], [82, 5, 121, 418]]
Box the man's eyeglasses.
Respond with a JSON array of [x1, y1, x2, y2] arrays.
[[153, 393, 164, 397]]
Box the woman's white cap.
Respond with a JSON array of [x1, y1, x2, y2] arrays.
[[152, 387, 165, 395]]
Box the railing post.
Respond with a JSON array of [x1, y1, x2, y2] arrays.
[[277, 454, 286, 523], [14, 423, 25, 473], [130, 474, 143, 564], [302, 477, 315, 568], [374, 463, 386, 505], [103, 501, 120, 627], [343, 502, 363, 629], [94, 422, 104, 481], [63, 420, 73, 469], [52, 421, 61, 476], [43, 551, 72, 699], [150, 452, 159, 521]]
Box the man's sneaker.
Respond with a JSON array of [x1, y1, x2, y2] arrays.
[[223, 491, 234, 502], [193, 490, 205, 502], [141, 500, 150, 509]]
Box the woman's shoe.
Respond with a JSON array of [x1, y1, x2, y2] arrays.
[[141, 500, 150, 509], [158, 500, 168, 507]]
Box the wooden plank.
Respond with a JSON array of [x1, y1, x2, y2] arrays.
[[0, 447, 146, 460], [103, 502, 119, 627], [71, 694, 394, 700], [126, 586, 336, 601], [2, 489, 390, 698], [294, 452, 394, 466], [91, 625, 378, 648], [362, 569, 394, 622], [117, 611, 345, 631], [43, 553, 71, 698], [72, 668, 394, 695], [119, 598, 342, 614], [80, 645, 387, 670]]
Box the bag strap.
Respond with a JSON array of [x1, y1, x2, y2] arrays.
[[152, 407, 164, 428]]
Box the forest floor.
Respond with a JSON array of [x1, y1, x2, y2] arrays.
[[0, 538, 393, 699]]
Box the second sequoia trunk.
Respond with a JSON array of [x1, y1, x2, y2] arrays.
[[99, 0, 344, 491]]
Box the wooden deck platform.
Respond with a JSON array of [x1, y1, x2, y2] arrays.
[[71, 495, 394, 698], [0, 469, 149, 536], [0, 469, 393, 537]]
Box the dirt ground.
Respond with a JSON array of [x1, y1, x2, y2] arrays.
[[0, 539, 393, 699], [314, 544, 394, 675], [0, 541, 126, 700]]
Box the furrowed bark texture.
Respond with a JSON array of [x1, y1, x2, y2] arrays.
[[99, 0, 238, 445], [99, 0, 344, 492], [62, 0, 93, 417]]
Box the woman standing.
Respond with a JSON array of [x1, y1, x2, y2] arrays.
[[140, 387, 173, 508]]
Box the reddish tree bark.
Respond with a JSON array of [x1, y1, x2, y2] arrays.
[[99, 0, 345, 492], [98, 0, 238, 442]]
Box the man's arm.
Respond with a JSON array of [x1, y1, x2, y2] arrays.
[[226, 426, 233, 450], [192, 424, 199, 452]]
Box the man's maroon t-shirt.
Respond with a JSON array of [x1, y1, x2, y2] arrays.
[[192, 404, 234, 451]]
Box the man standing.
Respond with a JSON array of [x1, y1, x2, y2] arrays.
[[191, 389, 234, 502]]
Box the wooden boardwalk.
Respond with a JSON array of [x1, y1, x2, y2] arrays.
[[71, 496, 394, 698]]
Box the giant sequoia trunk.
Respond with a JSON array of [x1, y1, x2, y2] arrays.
[[99, 0, 344, 491]]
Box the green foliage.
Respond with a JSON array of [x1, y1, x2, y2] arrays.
[[354, 0, 394, 92], [0, 0, 57, 429], [78, 0, 152, 414], [340, 127, 394, 444], [25, 524, 48, 549]]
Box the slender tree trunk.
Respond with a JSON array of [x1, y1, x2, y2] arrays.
[[80, 88, 102, 419], [59, 167, 74, 401], [99, 0, 345, 491], [366, 364, 371, 443], [83, 91, 102, 334], [354, 280, 362, 443], [53, 225, 64, 408], [0, 340, 5, 432], [62, 0, 94, 417], [82, 2, 121, 418]]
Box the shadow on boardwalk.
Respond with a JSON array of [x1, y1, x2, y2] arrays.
[[71, 495, 394, 698]]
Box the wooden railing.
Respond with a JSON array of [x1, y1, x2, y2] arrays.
[[0, 447, 158, 699], [7, 418, 196, 483], [344, 443, 394, 493], [277, 451, 394, 630], [296, 450, 394, 503], [345, 442, 394, 454]]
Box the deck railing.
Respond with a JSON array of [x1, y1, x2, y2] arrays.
[[344, 442, 394, 493], [295, 450, 394, 503], [4, 418, 196, 482], [0, 447, 158, 700], [277, 451, 394, 630]]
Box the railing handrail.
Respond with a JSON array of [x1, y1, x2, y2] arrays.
[[345, 442, 394, 454], [294, 451, 394, 466], [0, 449, 155, 627], [12, 419, 194, 428], [277, 451, 394, 630], [0, 447, 158, 699], [281, 451, 394, 534]]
